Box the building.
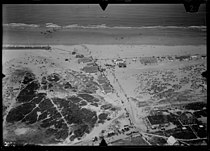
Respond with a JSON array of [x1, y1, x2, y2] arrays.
[[118, 62, 126, 68], [167, 136, 178, 145], [113, 59, 126, 68], [190, 55, 198, 59]]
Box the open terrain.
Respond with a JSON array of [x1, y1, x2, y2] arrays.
[[3, 44, 207, 146]]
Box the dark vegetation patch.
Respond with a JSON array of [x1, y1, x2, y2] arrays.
[[6, 92, 47, 124], [41, 76, 48, 84], [98, 113, 108, 121], [147, 115, 170, 125], [92, 97, 100, 102], [6, 108, 26, 123], [45, 128, 58, 137], [80, 108, 98, 125], [38, 99, 54, 111], [100, 104, 112, 110], [6, 102, 36, 123], [54, 129, 69, 140], [175, 55, 191, 61], [47, 73, 60, 82], [167, 115, 182, 127], [67, 96, 82, 103], [150, 137, 167, 145], [31, 93, 47, 104], [42, 85, 48, 90], [52, 97, 97, 129], [91, 103, 98, 107], [172, 126, 197, 139], [79, 101, 87, 106], [149, 84, 167, 94], [178, 112, 197, 125], [111, 136, 149, 145], [21, 107, 39, 124], [76, 54, 84, 58], [39, 110, 65, 129], [74, 124, 89, 137], [110, 107, 117, 111], [16, 80, 40, 103], [48, 83, 53, 89], [165, 127, 197, 139], [38, 111, 48, 121], [98, 120, 105, 124], [193, 109, 207, 118], [191, 125, 207, 138], [80, 89, 94, 94], [64, 82, 73, 89], [201, 70, 207, 79], [78, 94, 94, 102], [69, 135, 76, 141], [22, 72, 36, 85], [172, 84, 182, 90]]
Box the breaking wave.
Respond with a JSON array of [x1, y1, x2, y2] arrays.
[[3, 23, 206, 30]]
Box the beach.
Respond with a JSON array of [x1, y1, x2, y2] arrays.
[[3, 26, 206, 45]]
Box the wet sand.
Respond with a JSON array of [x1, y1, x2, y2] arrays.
[[3, 27, 206, 46]]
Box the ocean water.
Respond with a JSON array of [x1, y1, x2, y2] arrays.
[[3, 4, 206, 29]]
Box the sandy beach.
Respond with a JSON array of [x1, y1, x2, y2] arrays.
[[3, 27, 206, 45]]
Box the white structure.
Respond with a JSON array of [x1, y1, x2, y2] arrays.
[[191, 55, 197, 59], [114, 59, 125, 65], [167, 136, 178, 145]]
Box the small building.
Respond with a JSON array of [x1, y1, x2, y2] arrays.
[[78, 57, 93, 64], [82, 66, 98, 73], [190, 55, 198, 59], [201, 55, 206, 59], [167, 136, 178, 145], [76, 54, 84, 58], [118, 62, 126, 68], [114, 59, 125, 65]]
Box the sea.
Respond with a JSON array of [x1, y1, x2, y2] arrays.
[[2, 4, 206, 30]]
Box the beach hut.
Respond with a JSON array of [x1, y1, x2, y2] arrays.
[[114, 59, 126, 68]]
